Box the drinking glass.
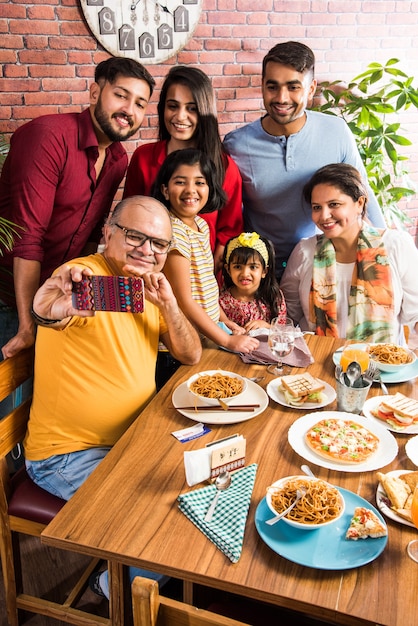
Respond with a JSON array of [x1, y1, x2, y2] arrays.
[[340, 347, 369, 373], [281, 317, 295, 327], [267, 321, 295, 375], [407, 486, 418, 562]]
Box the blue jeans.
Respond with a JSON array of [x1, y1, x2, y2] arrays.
[[26, 447, 111, 500], [26, 448, 169, 598]]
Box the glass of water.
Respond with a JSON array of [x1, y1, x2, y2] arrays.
[[267, 319, 295, 375]]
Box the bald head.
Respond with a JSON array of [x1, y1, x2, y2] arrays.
[[112, 196, 170, 227]]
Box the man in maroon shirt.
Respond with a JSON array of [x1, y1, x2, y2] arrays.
[[0, 57, 155, 359]]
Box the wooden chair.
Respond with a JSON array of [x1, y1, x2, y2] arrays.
[[131, 576, 251, 626], [0, 347, 109, 626]]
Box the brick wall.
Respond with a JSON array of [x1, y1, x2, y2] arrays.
[[1, 0, 417, 234]]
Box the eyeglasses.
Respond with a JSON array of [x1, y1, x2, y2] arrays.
[[112, 223, 171, 254]]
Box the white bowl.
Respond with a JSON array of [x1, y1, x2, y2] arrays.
[[266, 475, 345, 530], [369, 344, 417, 373], [186, 370, 247, 406]]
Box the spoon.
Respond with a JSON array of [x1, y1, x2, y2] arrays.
[[204, 472, 232, 522], [301, 464, 316, 478], [346, 361, 362, 387], [266, 488, 307, 526], [335, 364, 342, 381], [217, 398, 229, 410]]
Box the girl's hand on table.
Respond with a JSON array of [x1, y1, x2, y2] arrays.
[[225, 333, 259, 354], [244, 319, 271, 332]]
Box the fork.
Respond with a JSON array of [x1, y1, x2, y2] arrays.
[[373, 369, 389, 395], [363, 363, 388, 394], [266, 488, 307, 526], [363, 362, 378, 385]]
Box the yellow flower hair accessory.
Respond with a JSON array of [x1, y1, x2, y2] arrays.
[[225, 232, 269, 266]]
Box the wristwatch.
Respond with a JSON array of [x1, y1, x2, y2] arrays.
[[80, 0, 203, 64], [31, 307, 63, 325]]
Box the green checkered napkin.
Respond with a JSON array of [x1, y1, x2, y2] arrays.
[[177, 463, 258, 563]]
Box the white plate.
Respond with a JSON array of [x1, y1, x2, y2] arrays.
[[376, 469, 415, 528], [172, 379, 269, 424], [362, 395, 418, 434], [405, 436, 418, 467], [266, 377, 336, 410], [288, 411, 398, 472], [333, 344, 418, 384]]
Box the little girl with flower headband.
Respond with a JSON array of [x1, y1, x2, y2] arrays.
[[220, 232, 287, 330]]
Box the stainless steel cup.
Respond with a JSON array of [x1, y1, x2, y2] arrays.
[[336, 379, 372, 414]]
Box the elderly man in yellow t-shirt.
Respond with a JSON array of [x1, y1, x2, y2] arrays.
[[24, 195, 201, 598], [25, 195, 200, 492]]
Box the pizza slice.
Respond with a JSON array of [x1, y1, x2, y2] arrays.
[[346, 507, 387, 540]]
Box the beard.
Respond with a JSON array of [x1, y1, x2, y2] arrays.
[[94, 97, 138, 142]]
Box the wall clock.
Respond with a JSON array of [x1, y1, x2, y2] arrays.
[[80, 0, 203, 64]]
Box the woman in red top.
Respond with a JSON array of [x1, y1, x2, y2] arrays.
[[124, 66, 243, 274]]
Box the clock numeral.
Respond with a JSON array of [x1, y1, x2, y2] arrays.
[[119, 24, 135, 50], [98, 7, 116, 34], [86, 0, 104, 6], [174, 6, 189, 32], [139, 32, 155, 58], [158, 23, 173, 49], [183, 0, 198, 4]]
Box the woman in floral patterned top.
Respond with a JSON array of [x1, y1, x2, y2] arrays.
[[220, 232, 287, 331]]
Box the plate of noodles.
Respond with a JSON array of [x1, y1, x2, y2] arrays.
[[266, 475, 345, 529], [172, 375, 269, 424], [255, 487, 387, 569], [186, 370, 247, 406], [368, 343, 416, 373], [333, 343, 418, 383]]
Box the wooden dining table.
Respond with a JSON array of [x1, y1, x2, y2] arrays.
[[42, 335, 418, 626]]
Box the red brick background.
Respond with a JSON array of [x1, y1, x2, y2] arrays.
[[1, 0, 417, 235]]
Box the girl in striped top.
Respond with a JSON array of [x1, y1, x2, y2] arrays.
[[153, 149, 259, 355]]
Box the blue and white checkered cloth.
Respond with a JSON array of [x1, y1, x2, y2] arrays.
[[177, 464, 258, 563]]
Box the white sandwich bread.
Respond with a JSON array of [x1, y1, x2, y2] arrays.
[[377, 470, 418, 522], [371, 393, 418, 430], [279, 373, 325, 406]]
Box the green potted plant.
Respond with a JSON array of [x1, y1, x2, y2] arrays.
[[313, 59, 418, 229], [0, 134, 22, 255]]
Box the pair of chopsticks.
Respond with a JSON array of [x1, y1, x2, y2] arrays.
[[173, 404, 260, 412]]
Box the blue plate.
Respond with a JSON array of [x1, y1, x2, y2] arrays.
[[255, 487, 387, 570], [333, 345, 418, 383]]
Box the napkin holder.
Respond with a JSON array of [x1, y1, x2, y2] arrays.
[[184, 435, 246, 486]]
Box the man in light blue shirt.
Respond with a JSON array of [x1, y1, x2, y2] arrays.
[[223, 41, 385, 280]]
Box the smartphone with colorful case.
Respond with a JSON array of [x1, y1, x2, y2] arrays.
[[72, 275, 144, 313]]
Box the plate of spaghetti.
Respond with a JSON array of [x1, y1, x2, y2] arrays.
[[266, 476, 345, 529], [255, 488, 387, 570], [186, 370, 247, 406], [172, 377, 269, 424], [369, 343, 416, 373]]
